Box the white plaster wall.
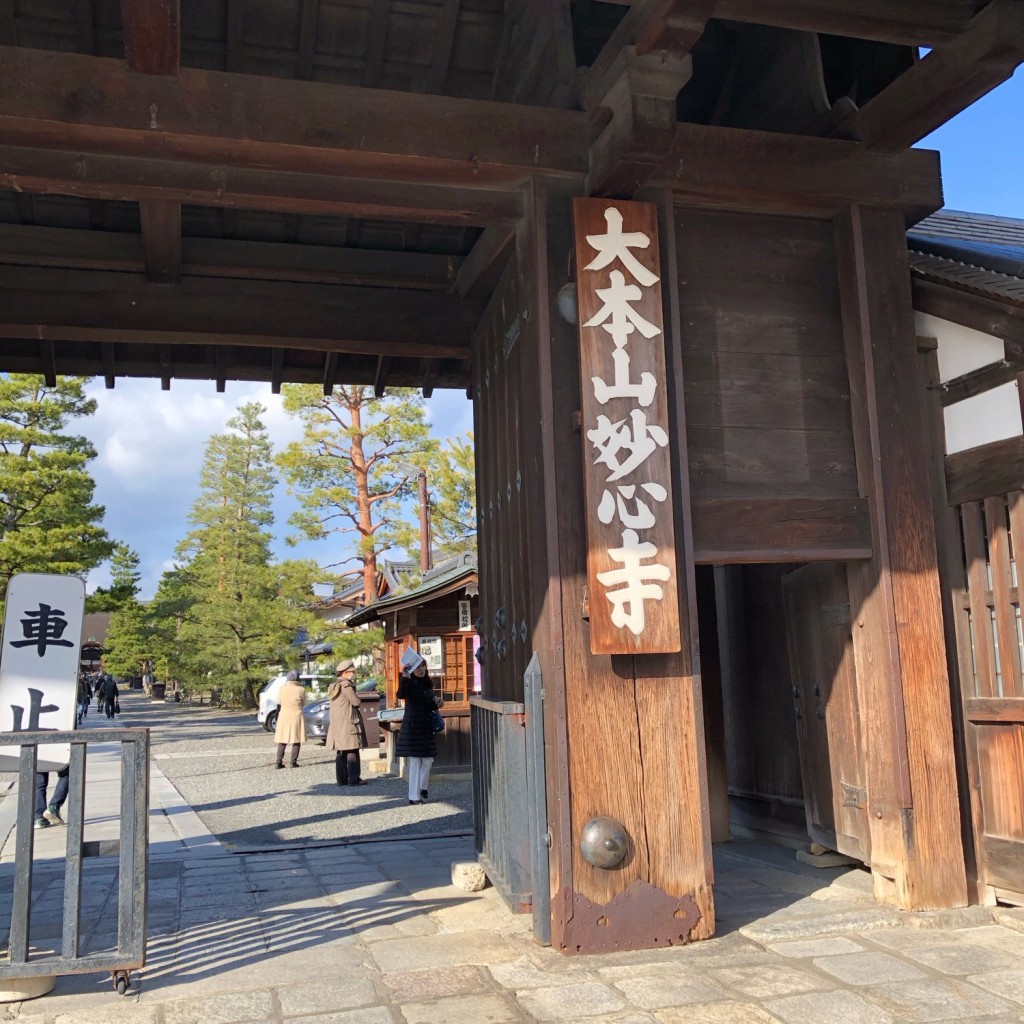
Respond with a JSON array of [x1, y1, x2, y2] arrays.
[[915, 310, 1022, 455]]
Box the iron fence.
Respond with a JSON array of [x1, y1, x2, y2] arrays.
[[0, 728, 149, 987]]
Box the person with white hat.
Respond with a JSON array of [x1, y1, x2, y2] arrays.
[[395, 645, 444, 804]]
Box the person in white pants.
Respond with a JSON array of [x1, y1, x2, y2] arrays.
[[395, 646, 444, 804]]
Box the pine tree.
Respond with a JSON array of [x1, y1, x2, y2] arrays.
[[277, 386, 436, 605], [87, 543, 142, 612], [0, 375, 113, 605], [175, 402, 315, 706], [102, 597, 151, 678], [430, 432, 477, 561]]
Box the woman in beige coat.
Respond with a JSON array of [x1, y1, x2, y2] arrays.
[[326, 660, 368, 786], [274, 670, 307, 768]]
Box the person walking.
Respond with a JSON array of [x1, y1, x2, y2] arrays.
[[77, 675, 91, 725], [33, 765, 70, 830], [395, 647, 444, 805], [274, 670, 306, 769], [326, 660, 369, 787], [98, 674, 119, 719]]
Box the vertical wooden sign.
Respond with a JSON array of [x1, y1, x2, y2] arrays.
[[573, 197, 681, 655]]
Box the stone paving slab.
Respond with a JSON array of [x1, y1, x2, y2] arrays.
[[5, 708, 1024, 1024]]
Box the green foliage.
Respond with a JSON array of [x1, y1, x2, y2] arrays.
[[165, 402, 317, 707], [276, 385, 436, 604], [429, 432, 477, 561], [103, 597, 151, 677], [86, 542, 142, 612], [0, 375, 113, 607], [146, 565, 200, 686]]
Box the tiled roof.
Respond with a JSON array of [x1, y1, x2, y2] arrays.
[[344, 555, 477, 627], [908, 209, 1024, 309]]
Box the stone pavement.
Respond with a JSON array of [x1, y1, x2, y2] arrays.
[[3, 736, 1024, 1023]]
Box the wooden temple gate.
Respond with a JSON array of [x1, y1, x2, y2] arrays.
[[1, 0, 1023, 955]]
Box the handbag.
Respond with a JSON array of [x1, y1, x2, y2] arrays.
[[114, 698, 121, 715], [431, 708, 445, 733]]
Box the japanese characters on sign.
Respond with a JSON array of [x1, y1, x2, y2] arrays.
[[417, 636, 445, 675], [573, 199, 681, 655], [0, 573, 85, 771]]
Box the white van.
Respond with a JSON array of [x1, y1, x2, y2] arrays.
[[256, 673, 329, 732]]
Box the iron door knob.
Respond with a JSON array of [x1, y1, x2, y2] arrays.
[[580, 816, 630, 869]]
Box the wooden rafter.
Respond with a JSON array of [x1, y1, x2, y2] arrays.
[[0, 219, 460, 288], [102, 341, 116, 388], [0, 48, 593, 188], [428, 0, 461, 94], [373, 355, 392, 397], [120, 0, 182, 282], [364, 0, 391, 89], [0, 0, 14, 45], [139, 199, 181, 283], [0, 340, 472, 392], [226, 0, 246, 72], [836, 0, 1024, 153], [39, 338, 57, 388], [322, 350, 338, 395], [454, 226, 514, 302], [914, 279, 1024, 352], [296, 0, 319, 79], [0, 265, 480, 360], [74, 0, 97, 54], [422, 358, 440, 398], [270, 347, 283, 394], [214, 345, 228, 393], [493, 0, 578, 107], [119, 0, 179, 75]]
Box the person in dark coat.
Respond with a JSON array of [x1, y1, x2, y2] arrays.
[[98, 675, 119, 719], [395, 647, 444, 805]]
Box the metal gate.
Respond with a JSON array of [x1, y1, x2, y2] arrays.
[[470, 653, 550, 944], [0, 728, 149, 988]]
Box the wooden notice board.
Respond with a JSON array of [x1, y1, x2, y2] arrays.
[[573, 197, 681, 655]]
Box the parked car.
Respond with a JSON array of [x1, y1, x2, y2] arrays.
[[256, 673, 330, 732], [302, 681, 385, 745]]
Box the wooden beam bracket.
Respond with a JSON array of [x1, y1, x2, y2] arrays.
[[586, 46, 693, 198]]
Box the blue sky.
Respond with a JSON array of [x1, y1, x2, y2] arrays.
[[80, 67, 1024, 599]]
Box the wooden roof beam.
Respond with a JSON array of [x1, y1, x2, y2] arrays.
[[0, 48, 593, 189], [270, 347, 283, 394], [0, 224, 461, 289], [39, 337, 57, 388], [0, 265, 479, 361], [835, 0, 1024, 153], [595, 0, 977, 46], [651, 121, 943, 220], [0, 146, 522, 228]]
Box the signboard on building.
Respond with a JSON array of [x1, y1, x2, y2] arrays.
[[572, 198, 681, 655], [417, 635, 444, 675], [0, 573, 85, 771], [458, 600, 473, 631]]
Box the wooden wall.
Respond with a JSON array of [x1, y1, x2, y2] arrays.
[[674, 208, 871, 564]]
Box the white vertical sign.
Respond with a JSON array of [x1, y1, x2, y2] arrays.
[[0, 573, 85, 771], [458, 600, 473, 631]]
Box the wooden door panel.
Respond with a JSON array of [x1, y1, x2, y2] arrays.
[[783, 563, 870, 861], [951, 495, 1024, 900]]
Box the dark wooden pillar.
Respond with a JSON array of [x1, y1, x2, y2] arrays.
[[835, 204, 968, 910], [517, 178, 714, 953]]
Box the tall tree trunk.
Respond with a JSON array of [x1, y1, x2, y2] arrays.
[[349, 398, 378, 606]]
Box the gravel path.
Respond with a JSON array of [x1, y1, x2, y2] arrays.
[[120, 690, 473, 851]]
